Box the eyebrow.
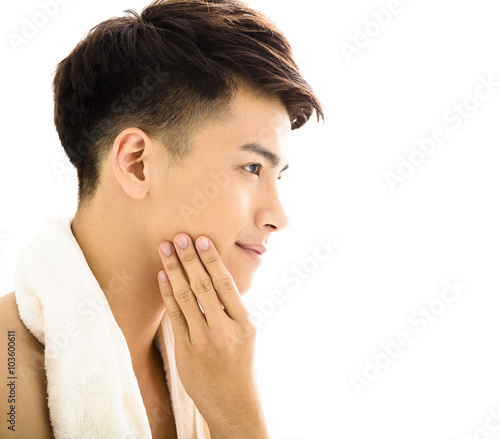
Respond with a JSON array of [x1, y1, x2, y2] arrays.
[[238, 142, 289, 173]]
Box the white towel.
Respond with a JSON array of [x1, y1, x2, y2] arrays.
[[14, 213, 211, 439]]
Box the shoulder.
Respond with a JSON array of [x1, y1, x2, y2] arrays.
[[0, 292, 54, 438], [0, 292, 45, 355]]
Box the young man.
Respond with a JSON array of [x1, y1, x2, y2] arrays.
[[0, 0, 323, 437]]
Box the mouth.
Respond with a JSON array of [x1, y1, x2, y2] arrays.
[[235, 243, 263, 263]]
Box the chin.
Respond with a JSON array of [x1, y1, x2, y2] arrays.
[[232, 273, 253, 296], [224, 251, 258, 296]]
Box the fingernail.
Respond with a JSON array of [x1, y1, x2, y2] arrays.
[[175, 235, 188, 249], [197, 237, 209, 250], [159, 271, 167, 282], [161, 243, 172, 256]]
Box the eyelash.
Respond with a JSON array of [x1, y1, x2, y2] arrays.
[[243, 164, 283, 180]]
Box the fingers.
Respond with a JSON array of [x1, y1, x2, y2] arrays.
[[157, 269, 190, 344], [157, 234, 249, 328], [163, 234, 224, 330], [191, 235, 248, 322], [157, 239, 208, 339]]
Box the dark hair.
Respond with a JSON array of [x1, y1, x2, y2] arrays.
[[53, 0, 324, 208]]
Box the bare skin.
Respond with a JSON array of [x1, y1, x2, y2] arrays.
[[0, 292, 176, 438], [137, 345, 178, 438], [0, 292, 53, 438], [1, 85, 291, 436], [157, 233, 270, 438]]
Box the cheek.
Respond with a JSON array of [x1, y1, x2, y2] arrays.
[[194, 184, 249, 225]]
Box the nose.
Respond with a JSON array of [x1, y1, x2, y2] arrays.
[[256, 184, 290, 232]]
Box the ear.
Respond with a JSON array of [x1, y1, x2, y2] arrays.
[[111, 128, 152, 200]]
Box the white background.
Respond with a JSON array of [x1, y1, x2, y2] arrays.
[[2, 0, 500, 438]]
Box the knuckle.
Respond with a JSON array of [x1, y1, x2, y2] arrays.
[[181, 251, 198, 265], [240, 316, 257, 338], [220, 332, 235, 347], [165, 260, 182, 273], [161, 286, 175, 299], [203, 253, 219, 268], [177, 286, 193, 303], [169, 307, 184, 322], [191, 277, 213, 295], [214, 276, 234, 293]]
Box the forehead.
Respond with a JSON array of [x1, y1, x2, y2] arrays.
[[192, 87, 291, 164]]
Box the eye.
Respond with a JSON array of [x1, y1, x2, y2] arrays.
[[243, 163, 284, 181], [243, 163, 262, 176]]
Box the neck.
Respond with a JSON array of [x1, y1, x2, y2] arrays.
[[70, 205, 166, 374]]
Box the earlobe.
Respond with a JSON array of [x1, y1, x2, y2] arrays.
[[112, 128, 150, 199]]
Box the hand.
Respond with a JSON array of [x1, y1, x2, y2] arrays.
[[157, 233, 270, 438]]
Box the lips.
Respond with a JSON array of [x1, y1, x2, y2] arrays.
[[235, 241, 267, 266], [235, 243, 267, 255]]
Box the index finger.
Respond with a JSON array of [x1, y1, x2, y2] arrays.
[[195, 236, 248, 322], [157, 269, 190, 345]]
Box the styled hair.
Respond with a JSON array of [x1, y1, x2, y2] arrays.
[[52, 0, 324, 208]]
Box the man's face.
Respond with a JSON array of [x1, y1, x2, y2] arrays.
[[149, 88, 291, 295]]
